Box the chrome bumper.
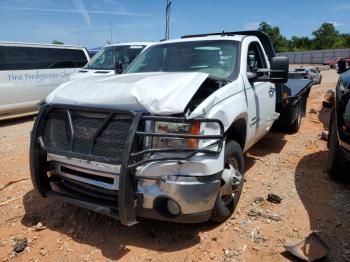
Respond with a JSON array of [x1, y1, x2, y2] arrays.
[[47, 152, 222, 219]]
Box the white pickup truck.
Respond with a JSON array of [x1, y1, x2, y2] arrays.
[[69, 42, 153, 80], [30, 31, 311, 226]]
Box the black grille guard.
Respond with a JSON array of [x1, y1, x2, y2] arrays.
[[32, 104, 224, 225]]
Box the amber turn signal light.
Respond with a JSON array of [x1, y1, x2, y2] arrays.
[[187, 121, 200, 149]]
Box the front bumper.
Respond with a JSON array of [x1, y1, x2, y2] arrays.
[[30, 104, 224, 225], [45, 153, 222, 223], [47, 190, 214, 223]]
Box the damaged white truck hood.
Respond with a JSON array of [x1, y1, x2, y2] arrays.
[[46, 72, 209, 115]]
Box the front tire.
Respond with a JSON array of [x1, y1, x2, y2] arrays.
[[328, 114, 348, 179], [211, 141, 244, 223]]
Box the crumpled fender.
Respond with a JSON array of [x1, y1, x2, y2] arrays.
[[189, 76, 247, 131]]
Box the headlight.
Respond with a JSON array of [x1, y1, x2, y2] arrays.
[[152, 121, 200, 149]]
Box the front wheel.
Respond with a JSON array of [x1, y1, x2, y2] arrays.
[[211, 140, 244, 223]]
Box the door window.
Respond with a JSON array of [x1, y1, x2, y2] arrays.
[[247, 42, 268, 77], [0, 46, 88, 70]]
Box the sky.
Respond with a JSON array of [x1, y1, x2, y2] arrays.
[[0, 0, 349, 49]]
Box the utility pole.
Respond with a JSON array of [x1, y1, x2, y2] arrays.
[[109, 18, 113, 43], [165, 0, 171, 40]]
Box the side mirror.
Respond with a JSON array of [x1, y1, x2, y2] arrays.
[[253, 57, 289, 84], [115, 61, 124, 74], [247, 71, 258, 81], [270, 56, 289, 84], [337, 58, 347, 74]]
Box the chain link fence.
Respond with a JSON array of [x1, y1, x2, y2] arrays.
[[277, 48, 350, 64]]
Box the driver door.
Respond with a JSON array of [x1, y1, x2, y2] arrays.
[[246, 42, 277, 139]]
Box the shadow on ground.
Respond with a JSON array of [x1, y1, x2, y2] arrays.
[[245, 131, 287, 172], [0, 115, 34, 128], [21, 190, 214, 260], [295, 150, 350, 261]]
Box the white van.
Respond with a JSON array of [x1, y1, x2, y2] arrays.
[[0, 42, 90, 120], [70, 42, 153, 80]]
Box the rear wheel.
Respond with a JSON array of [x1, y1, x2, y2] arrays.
[[288, 102, 302, 133], [328, 115, 348, 179], [211, 141, 244, 223]]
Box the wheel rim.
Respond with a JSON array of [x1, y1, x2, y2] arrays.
[[296, 105, 301, 127], [220, 156, 243, 206]]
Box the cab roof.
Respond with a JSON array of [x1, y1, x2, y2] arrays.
[[105, 42, 154, 48], [182, 30, 275, 59], [157, 34, 245, 44], [153, 30, 276, 61], [0, 41, 86, 49]]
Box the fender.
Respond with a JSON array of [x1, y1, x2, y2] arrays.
[[188, 77, 249, 150], [188, 77, 246, 122]]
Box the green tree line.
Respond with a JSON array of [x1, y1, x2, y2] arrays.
[[52, 40, 64, 45], [258, 22, 350, 52]]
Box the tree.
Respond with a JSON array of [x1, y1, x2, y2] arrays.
[[257, 21, 350, 52], [312, 23, 339, 49], [289, 36, 313, 51], [52, 40, 64, 45], [342, 34, 350, 47], [258, 22, 288, 52]]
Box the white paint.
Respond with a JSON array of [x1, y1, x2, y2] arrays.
[[46, 72, 209, 115], [69, 42, 153, 80], [0, 42, 90, 119], [69, 69, 115, 80], [0, 68, 78, 112]]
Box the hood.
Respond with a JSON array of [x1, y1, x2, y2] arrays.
[[69, 69, 114, 80], [46, 72, 209, 115]]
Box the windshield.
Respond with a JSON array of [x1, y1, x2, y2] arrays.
[[125, 40, 239, 80], [85, 45, 146, 70]]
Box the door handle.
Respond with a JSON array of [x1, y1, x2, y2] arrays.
[[269, 86, 275, 96]]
